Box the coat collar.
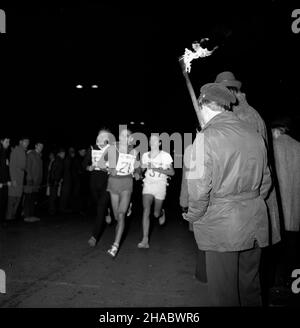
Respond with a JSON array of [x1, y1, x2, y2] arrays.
[[201, 111, 236, 131]]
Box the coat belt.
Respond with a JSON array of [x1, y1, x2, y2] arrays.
[[209, 190, 260, 205]]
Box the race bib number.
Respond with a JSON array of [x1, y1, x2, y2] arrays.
[[116, 152, 136, 176], [143, 153, 170, 181], [147, 167, 164, 179], [91, 146, 109, 170]]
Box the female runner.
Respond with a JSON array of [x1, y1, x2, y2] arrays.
[[106, 128, 140, 257], [138, 134, 174, 248], [84, 129, 111, 247]]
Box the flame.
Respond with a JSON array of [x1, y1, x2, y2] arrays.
[[180, 40, 218, 73]]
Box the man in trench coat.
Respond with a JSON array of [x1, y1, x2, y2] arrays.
[[183, 83, 272, 306]]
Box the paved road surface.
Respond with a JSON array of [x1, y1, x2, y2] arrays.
[[0, 187, 299, 308], [0, 206, 211, 308]]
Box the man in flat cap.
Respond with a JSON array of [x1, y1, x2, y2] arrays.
[[183, 83, 272, 306], [215, 72, 281, 297], [215, 71, 268, 141]]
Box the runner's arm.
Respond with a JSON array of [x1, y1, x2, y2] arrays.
[[151, 165, 175, 176]]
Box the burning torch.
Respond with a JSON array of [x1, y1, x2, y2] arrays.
[[179, 39, 218, 116]]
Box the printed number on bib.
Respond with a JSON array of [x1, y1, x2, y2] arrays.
[[148, 168, 162, 178], [91, 146, 109, 169], [116, 153, 135, 176]]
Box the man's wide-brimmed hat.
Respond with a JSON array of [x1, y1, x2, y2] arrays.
[[214, 71, 242, 90], [199, 83, 236, 107]]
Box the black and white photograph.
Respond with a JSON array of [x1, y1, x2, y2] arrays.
[[0, 1, 300, 317]]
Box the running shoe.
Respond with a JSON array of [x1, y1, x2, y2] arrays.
[[88, 236, 97, 247], [107, 243, 119, 258], [137, 240, 149, 249]]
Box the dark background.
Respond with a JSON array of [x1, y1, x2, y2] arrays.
[[1, 1, 300, 150]]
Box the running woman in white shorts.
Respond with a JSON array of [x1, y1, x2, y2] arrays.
[[138, 134, 175, 249]]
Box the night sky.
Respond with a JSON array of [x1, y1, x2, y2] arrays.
[[1, 2, 300, 150]]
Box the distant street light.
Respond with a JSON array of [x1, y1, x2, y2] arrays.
[[76, 84, 83, 89], [140, 122, 145, 125], [91, 84, 98, 88], [130, 121, 135, 125]]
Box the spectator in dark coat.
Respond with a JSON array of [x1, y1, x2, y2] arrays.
[[0, 137, 11, 227], [272, 123, 300, 287], [70, 147, 86, 213], [23, 142, 44, 223], [6, 137, 30, 221], [77, 147, 89, 215], [46, 152, 55, 194], [48, 148, 65, 216], [59, 147, 75, 213]]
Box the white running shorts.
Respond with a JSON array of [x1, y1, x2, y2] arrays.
[[142, 180, 167, 200]]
